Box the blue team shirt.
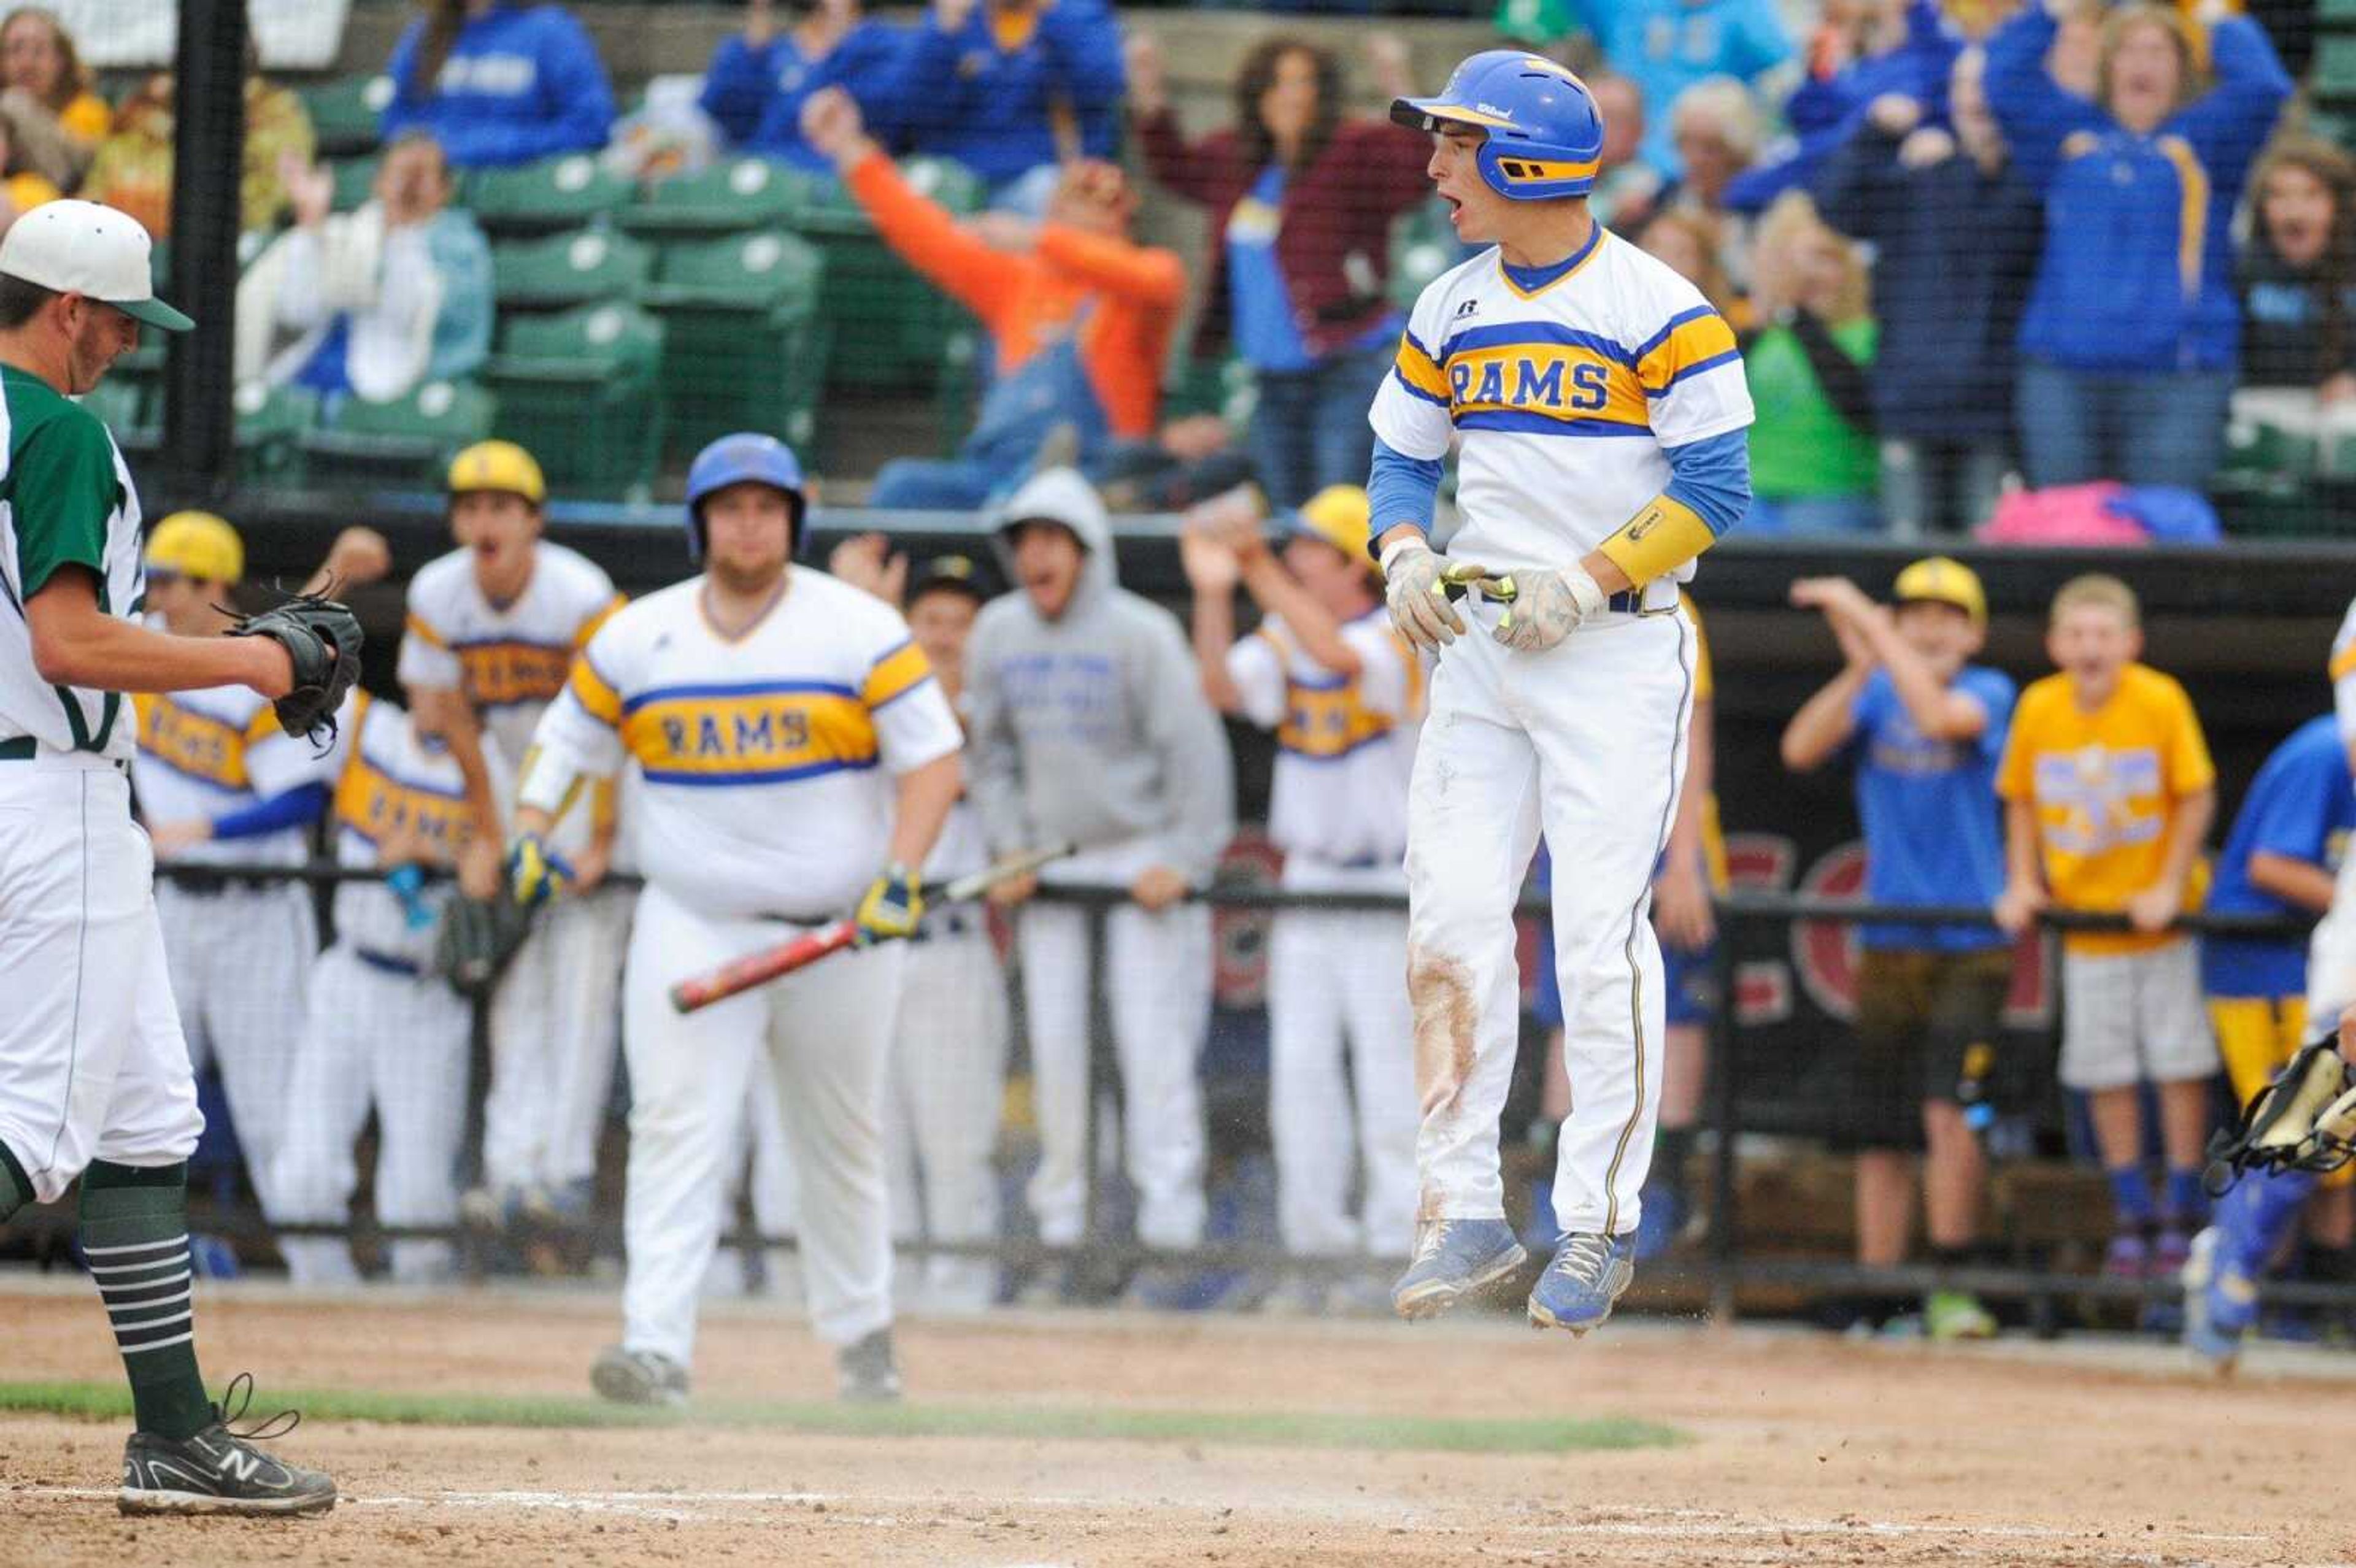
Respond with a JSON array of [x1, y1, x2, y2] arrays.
[[1851, 664, 2015, 951], [2201, 714, 2354, 998]]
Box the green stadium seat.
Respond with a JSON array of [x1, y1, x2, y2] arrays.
[[1390, 199, 1461, 311], [77, 379, 150, 445], [620, 156, 818, 236], [2317, 36, 2356, 102], [2322, 0, 2356, 27], [300, 74, 394, 159], [643, 230, 827, 458], [486, 302, 666, 498], [797, 158, 984, 399], [2222, 418, 2319, 477], [464, 153, 634, 237], [329, 154, 379, 213], [232, 381, 320, 482], [492, 228, 653, 312], [298, 379, 497, 490]]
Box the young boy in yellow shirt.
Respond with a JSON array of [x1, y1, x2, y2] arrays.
[[1995, 575, 2219, 1279]]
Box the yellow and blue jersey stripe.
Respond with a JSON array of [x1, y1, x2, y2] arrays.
[[1390, 303, 1737, 440], [619, 678, 882, 787], [133, 694, 277, 791]]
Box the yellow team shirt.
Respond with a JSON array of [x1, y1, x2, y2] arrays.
[[1996, 663, 2215, 955]]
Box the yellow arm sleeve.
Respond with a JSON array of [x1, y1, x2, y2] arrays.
[[1596, 494, 1717, 588]]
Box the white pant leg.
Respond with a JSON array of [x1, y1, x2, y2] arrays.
[[881, 1010, 923, 1286], [1403, 643, 1544, 1223], [745, 1063, 801, 1297], [768, 939, 903, 1347], [896, 931, 1009, 1307], [198, 885, 316, 1216], [272, 946, 382, 1285], [1341, 905, 1418, 1258], [1107, 901, 1211, 1250], [1267, 906, 1357, 1255], [618, 886, 763, 1367], [542, 887, 634, 1188], [1017, 901, 1093, 1247], [1525, 615, 1692, 1239], [0, 769, 201, 1202], [482, 916, 560, 1193], [368, 965, 475, 1284], [152, 883, 212, 1078], [2306, 847, 2356, 1026]]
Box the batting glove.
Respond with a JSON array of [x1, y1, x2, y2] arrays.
[[1382, 538, 1496, 651], [855, 863, 924, 942], [506, 832, 573, 909], [1494, 564, 1607, 653]]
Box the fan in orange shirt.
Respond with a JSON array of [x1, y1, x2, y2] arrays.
[[802, 85, 1185, 510]]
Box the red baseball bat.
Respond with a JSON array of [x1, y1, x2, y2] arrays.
[[668, 842, 1073, 1015]]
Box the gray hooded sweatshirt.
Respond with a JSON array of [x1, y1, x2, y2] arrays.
[[966, 469, 1235, 883]]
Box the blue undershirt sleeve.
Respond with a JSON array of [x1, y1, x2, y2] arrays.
[[209, 782, 330, 842], [1661, 428, 1753, 537], [1366, 437, 1444, 555]]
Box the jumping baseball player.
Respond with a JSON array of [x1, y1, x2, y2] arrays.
[[510, 433, 963, 1404], [1180, 484, 1421, 1299], [274, 689, 506, 1288], [1372, 55, 1754, 1333], [131, 513, 339, 1220], [0, 201, 344, 1512], [965, 467, 1236, 1305], [399, 440, 631, 1233]]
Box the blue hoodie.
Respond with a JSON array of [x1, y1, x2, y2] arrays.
[[382, 3, 616, 169], [699, 21, 911, 173], [895, 0, 1125, 190], [1985, 8, 2289, 375], [1725, 0, 1959, 215]]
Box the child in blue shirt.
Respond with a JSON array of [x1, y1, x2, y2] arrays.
[[699, 0, 909, 174], [382, 2, 616, 169], [1781, 557, 2015, 1339]]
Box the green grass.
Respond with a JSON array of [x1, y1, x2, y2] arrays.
[[0, 1380, 1679, 1455]]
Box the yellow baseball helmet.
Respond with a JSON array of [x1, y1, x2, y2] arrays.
[[1287, 485, 1376, 575], [447, 440, 546, 506], [144, 510, 243, 585], [1894, 556, 1987, 628]]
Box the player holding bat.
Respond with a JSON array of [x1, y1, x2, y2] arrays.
[[506, 432, 963, 1406]]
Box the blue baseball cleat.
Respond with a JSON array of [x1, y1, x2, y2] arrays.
[[1528, 1231, 1637, 1335], [2182, 1226, 2260, 1372], [1391, 1220, 1527, 1320]]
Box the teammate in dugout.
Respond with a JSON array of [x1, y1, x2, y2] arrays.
[[1179, 483, 1421, 1303], [130, 513, 388, 1228], [274, 687, 509, 1288], [399, 439, 632, 1237], [0, 201, 339, 1512], [964, 467, 1235, 1305], [510, 433, 963, 1404], [1371, 53, 1754, 1333]]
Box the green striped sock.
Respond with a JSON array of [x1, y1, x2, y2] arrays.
[[80, 1161, 212, 1440]]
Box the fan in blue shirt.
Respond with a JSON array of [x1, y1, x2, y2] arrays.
[[382, 2, 617, 170]]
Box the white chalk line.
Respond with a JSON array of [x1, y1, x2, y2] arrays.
[[8, 1485, 2277, 1548]]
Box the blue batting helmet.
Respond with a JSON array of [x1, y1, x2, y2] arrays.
[[1391, 51, 1605, 202], [683, 432, 806, 561]]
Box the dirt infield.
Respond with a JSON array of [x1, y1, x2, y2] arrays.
[[5, 1281, 2355, 1567]]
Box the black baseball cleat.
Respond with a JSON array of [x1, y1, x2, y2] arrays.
[[120, 1374, 336, 1517], [590, 1344, 690, 1407], [836, 1328, 903, 1404]]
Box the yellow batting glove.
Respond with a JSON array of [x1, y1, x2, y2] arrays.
[[855, 863, 923, 942], [506, 832, 572, 909]]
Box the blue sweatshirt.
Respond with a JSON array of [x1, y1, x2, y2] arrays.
[[895, 0, 1125, 189], [382, 3, 616, 169], [1725, 0, 1958, 215], [699, 22, 911, 174], [1985, 9, 2289, 375], [1812, 119, 2040, 444]]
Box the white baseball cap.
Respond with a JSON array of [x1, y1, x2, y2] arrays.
[[0, 200, 192, 332]]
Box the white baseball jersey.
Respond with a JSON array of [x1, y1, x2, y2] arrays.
[[131, 688, 337, 866], [398, 541, 626, 764], [527, 571, 963, 920], [1225, 607, 1420, 867], [2308, 598, 2356, 1021], [1369, 229, 1753, 578], [2333, 599, 2356, 759]]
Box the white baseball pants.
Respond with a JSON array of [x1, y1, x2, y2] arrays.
[[705, 1066, 800, 1300], [885, 926, 1011, 1309], [482, 884, 633, 1195], [618, 883, 903, 1365], [1406, 609, 1693, 1239], [0, 759, 201, 1202], [155, 880, 315, 1215], [1018, 869, 1211, 1250], [274, 943, 474, 1285], [1267, 859, 1418, 1258]]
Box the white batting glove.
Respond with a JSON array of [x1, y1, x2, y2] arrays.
[[1493, 564, 1607, 653], [1382, 537, 1491, 651]]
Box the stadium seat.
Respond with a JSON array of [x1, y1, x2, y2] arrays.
[[2323, 0, 2356, 26], [299, 74, 394, 159], [2317, 36, 2356, 102], [464, 153, 634, 238], [620, 156, 818, 236], [486, 301, 666, 499], [77, 378, 150, 448], [329, 155, 379, 213], [296, 379, 497, 490], [795, 157, 984, 400], [491, 228, 653, 313], [642, 229, 826, 459], [1390, 199, 1462, 310], [232, 381, 320, 482]]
